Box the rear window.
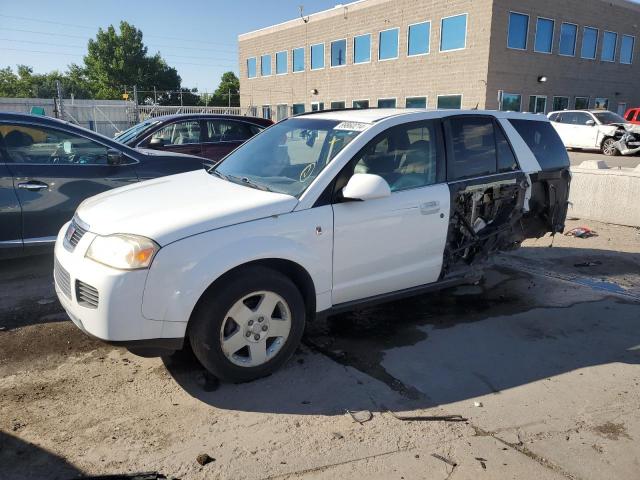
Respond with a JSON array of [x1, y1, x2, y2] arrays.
[[509, 119, 569, 170], [444, 117, 498, 181]]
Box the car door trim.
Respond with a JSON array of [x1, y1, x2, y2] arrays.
[[23, 236, 57, 245]]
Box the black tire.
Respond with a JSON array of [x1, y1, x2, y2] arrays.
[[601, 138, 619, 156], [188, 266, 306, 383]]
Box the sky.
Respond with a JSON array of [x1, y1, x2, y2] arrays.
[[0, 0, 359, 93]]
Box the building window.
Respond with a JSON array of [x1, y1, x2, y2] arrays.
[[441, 14, 467, 51], [437, 94, 462, 109], [408, 22, 430, 56], [260, 54, 272, 76], [353, 99, 370, 109], [276, 51, 287, 75], [602, 31, 617, 62], [594, 98, 609, 110], [575, 97, 590, 110], [528, 95, 547, 114], [406, 97, 427, 108], [553, 96, 570, 111], [262, 105, 272, 120], [292, 104, 305, 115], [311, 43, 325, 70], [534, 18, 554, 53], [500, 93, 522, 111], [379, 28, 399, 60], [559, 23, 578, 56], [331, 39, 347, 67], [353, 34, 371, 63], [581, 27, 598, 59], [330, 101, 346, 109], [621, 35, 635, 64], [292, 48, 305, 72], [507, 12, 529, 50], [378, 98, 397, 108], [311, 102, 324, 112], [247, 57, 257, 78]]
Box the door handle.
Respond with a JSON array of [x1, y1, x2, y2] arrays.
[[18, 181, 49, 191], [420, 201, 440, 215]]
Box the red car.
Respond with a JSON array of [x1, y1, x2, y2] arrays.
[[624, 107, 640, 125], [115, 114, 273, 164]]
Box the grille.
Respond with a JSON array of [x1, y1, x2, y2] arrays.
[[75, 280, 99, 309], [66, 220, 88, 249], [54, 259, 72, 299]]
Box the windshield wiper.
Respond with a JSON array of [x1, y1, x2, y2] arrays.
[[210, 169, 229, 180], [231, 175, 273, 192]]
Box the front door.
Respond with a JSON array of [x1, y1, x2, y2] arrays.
[[570, 112, 599, 148], [332, 120, 450, 305], [145, 119, 204, 157], [0, 160, 22, 256], [1, 122, 138, 241], [201, 119, 260, 164]]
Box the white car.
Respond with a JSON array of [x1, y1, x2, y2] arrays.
[[54, 109, 571, 383], [548, 109, 640, 156]]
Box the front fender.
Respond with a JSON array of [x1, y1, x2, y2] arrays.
[[141, 207, 333, 331]]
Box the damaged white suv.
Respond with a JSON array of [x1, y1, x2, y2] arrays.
[[55, 109, 570, 383]]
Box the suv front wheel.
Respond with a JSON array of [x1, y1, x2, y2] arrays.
[[188, 266, 306, 383], [601, 137, 619, 156]]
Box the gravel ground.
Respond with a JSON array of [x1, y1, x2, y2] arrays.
[[0, 219, 639, 480]]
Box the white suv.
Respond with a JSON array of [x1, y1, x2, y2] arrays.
[[548, 109, 640, 156], [54, 109, 571, 383]]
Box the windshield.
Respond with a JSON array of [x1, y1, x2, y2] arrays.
[[114, 119, 159, 144], [593, 111, 627, 125], [212, 118, 365, 197]]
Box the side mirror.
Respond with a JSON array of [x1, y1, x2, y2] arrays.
[[586, 120, 596, 126], [107, 149, 124, 166], [342, 173, 391, 202], [149, 137, 165, 148]]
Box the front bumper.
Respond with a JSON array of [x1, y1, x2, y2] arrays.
[[54, 222, 183, 356]]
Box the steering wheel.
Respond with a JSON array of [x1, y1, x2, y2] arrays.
[[299, 163, 316, 182]]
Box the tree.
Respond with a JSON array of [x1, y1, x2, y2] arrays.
[[84, 21, 181, 101], [0, 65, 92, 99], [210, 71, 240, 107]]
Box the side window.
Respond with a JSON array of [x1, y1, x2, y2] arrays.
[[548, 113, 559, 122], [150, 120, 201, 146], [207, 120, 257, 142], [495, 123, 519, 172], [573, 113, 592, 125], [350, 120, 443, 192], [0, 124, 109, 165], [509, 119, 570, 170], [444, 116, 497, 181]]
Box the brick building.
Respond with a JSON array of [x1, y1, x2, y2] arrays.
[[238, 0, 640, 120]]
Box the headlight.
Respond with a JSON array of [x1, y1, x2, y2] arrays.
[[86, 234, 159, 270]]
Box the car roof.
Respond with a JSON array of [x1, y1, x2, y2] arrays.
[[548, 110, 613, 115], [295, 108, 550, 123], [0, 111, 81, 127], [144, 113, 272, 126]]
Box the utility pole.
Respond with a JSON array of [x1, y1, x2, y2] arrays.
[[133, 85, 140, 123], [55, 80, 65, 120], [153, 86, 157, 105], [228, 88, 231, 108], [180, 89, 183, 107]]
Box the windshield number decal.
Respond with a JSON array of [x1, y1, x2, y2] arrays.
[[334, 121, 370, 132]]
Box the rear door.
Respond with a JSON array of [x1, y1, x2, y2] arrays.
[[144, 119, 204, 157], [201, 119, 262, 163], [550, 113, 575, 147], [1, 122, 138, 242], [0, 146, 22, 256]]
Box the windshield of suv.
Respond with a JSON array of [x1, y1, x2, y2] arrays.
[[212, 118, 365, 197], [593, 111, 627, 125], [114, 119, 159, 144]]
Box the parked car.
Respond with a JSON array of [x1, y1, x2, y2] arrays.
[[114, 114, 273, 163], [548, 109, 640, 156], [0, 112, 208, 258], [55, 109, 571, 383], [623, 107, 640, 125]]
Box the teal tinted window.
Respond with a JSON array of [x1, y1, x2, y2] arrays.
[[501, 93, 522, 112], [379, 28, 399, 60], [260, 54, 272, 76], [378, 98, 397, 108], [276, 51, 287, 74], [311, 43, 324, 69], [535, 18, 554, 53], [406, 97, 427, 108], [602, 31, 617, 61], [508, 12, 528, 49], [353, 100, 369, 109], [292, 48, 304, 72], [354, 34, 371, 63], [441, 14, 467, 51], [621, 35, 635, 64], [247, 58, 257, 78], [581, 27, 598, 59], [559, 23, 577, 56], [331, 39, 347, 66], [292, 104, 305, 115], [437, 95, 462, 109], [408, 22, 430, 55]]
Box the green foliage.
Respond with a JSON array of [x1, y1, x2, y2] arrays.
[[208, 71, 240, 107], [0, 64, 92, 99]]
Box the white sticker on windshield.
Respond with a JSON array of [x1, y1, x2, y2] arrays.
[[334, 121, 371, 132]]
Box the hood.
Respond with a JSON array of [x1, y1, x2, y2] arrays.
[[76, 170, 298, 245]]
